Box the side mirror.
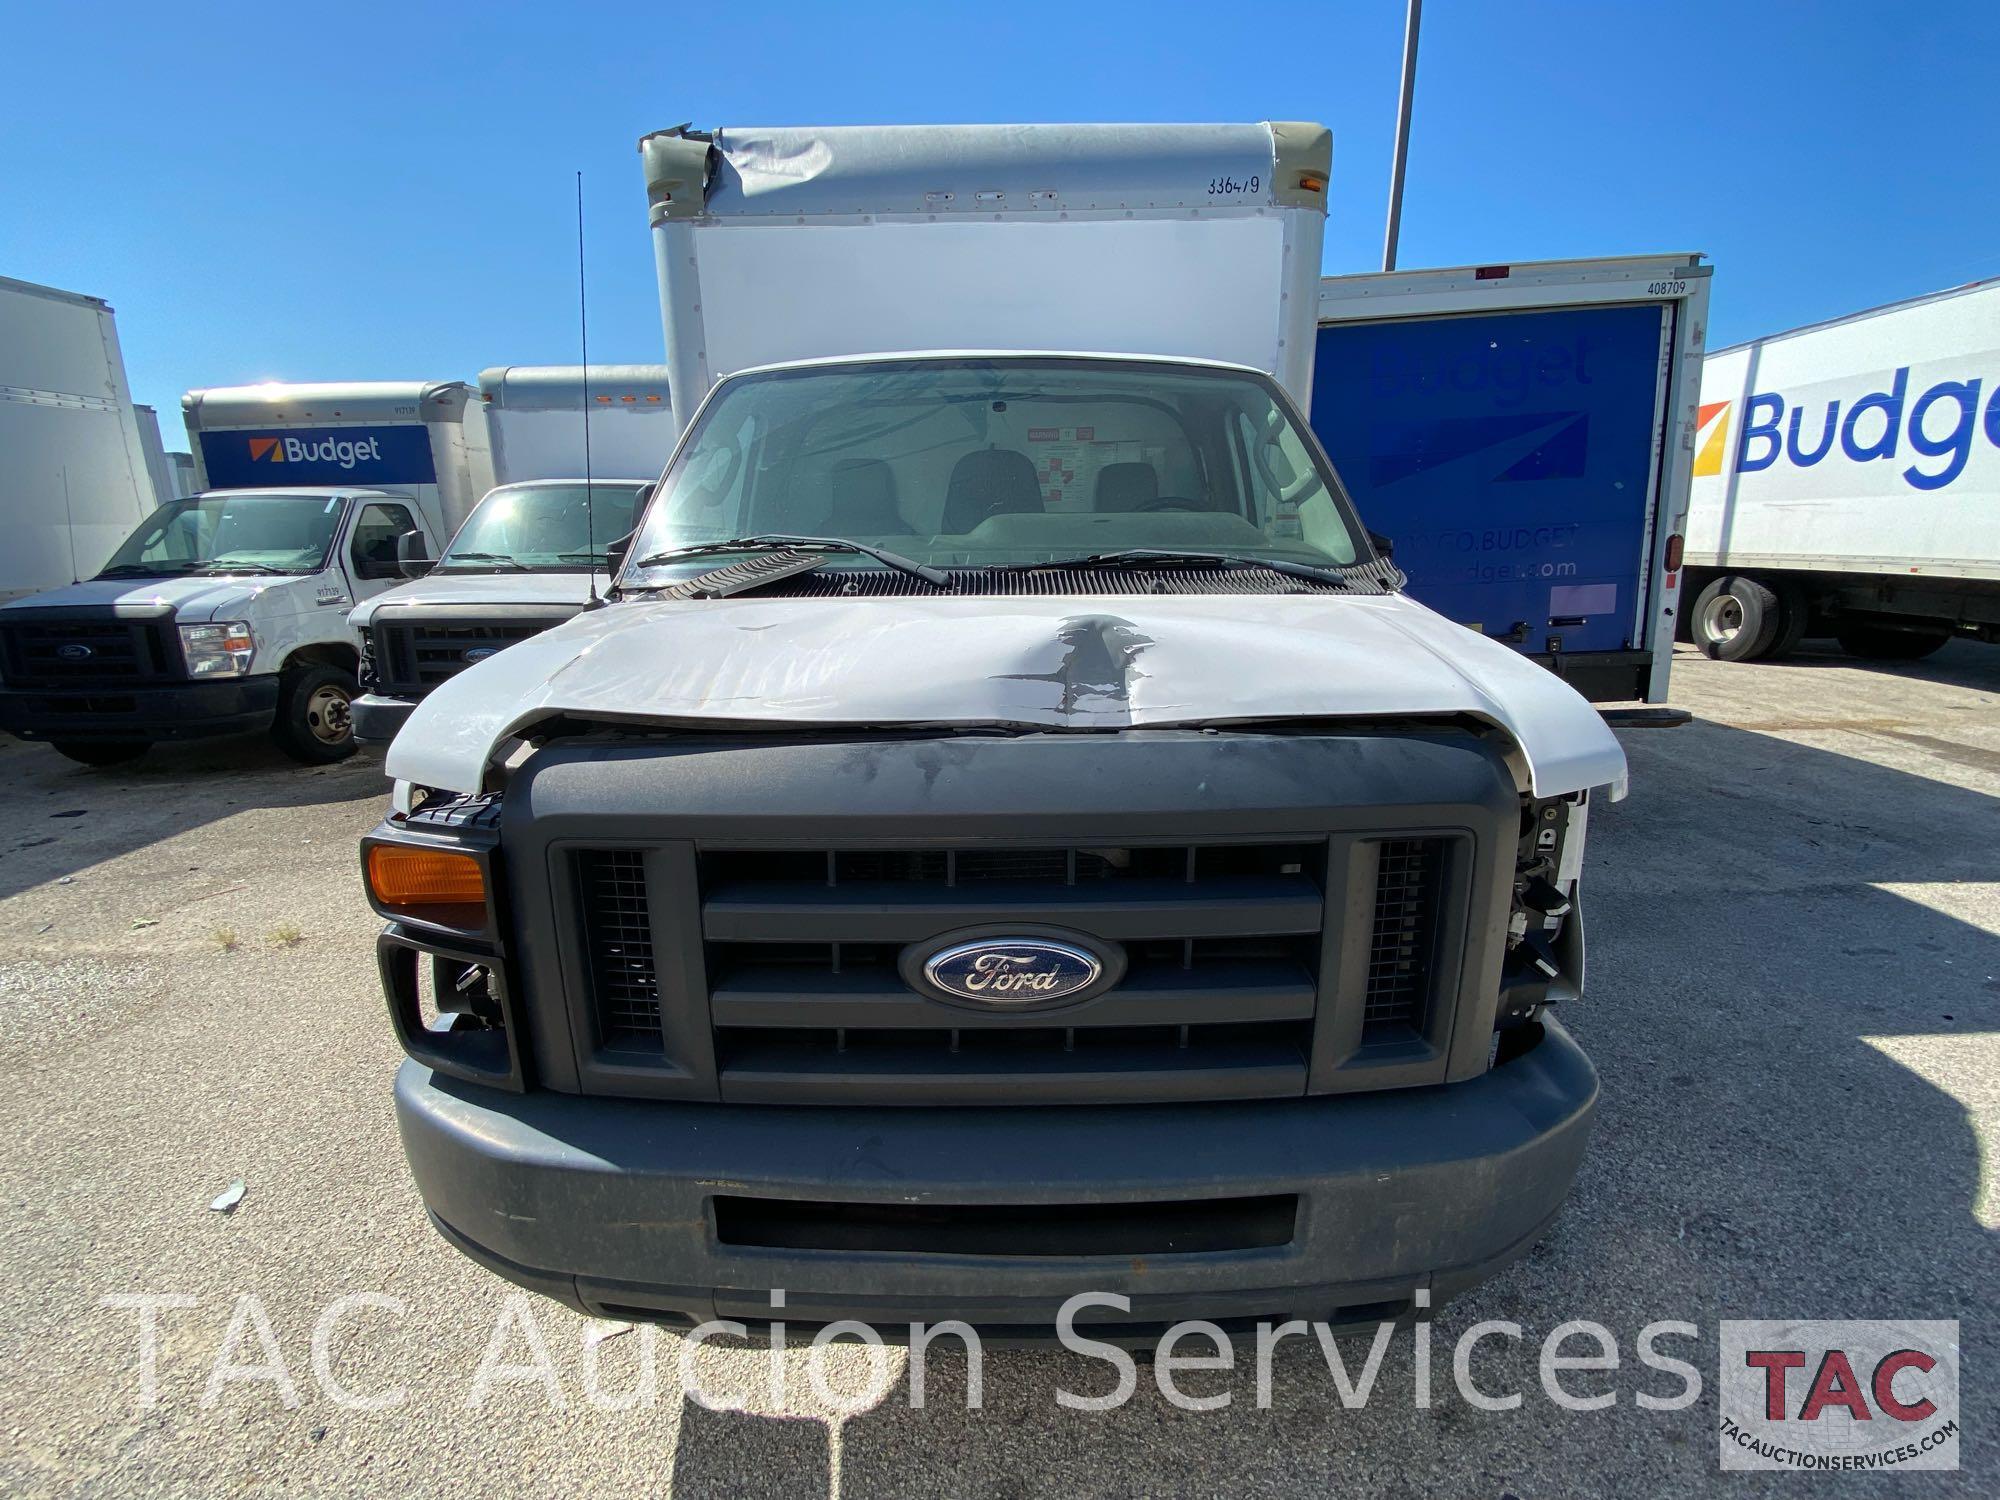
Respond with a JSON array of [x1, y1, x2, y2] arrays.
[[1367, 529, 1396, 561], [395, 530, 433, 579], [603, 530, 635, 564]]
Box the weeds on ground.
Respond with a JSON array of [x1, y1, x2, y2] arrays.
[[267, 924, 304, 949], [212, 928, 239, 952]]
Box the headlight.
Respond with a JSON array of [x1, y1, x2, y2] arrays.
[[179, 622, 255, 677]]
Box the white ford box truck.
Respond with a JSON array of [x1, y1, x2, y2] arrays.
[[1683, 277, 2000, 661], [0, 275, 161, 605], [0, 382, 475, 764], [349, 366, 672, 745], [362, 122, 1619, 1338]]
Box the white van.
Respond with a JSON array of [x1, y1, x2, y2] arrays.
[[348, 366, 673, 744]]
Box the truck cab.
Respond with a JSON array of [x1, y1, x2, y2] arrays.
[[0, 485, 440, 764], [360, 122, 1623, 1337], [349, 477, 652, 744]]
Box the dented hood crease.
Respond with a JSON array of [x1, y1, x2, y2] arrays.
[[384, 593, 1628, 799]]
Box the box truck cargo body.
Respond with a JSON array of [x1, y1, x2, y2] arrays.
[[1311, 255, 1710, 703], [1683, 278, 2000, 661], [474, 364, 673, 489], [366, 122, 1621, 1338], [0, 276, 161, 603], [184, 381, 482, 530]]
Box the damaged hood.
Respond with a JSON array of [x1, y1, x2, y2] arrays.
[[385, 592, 1628, 798]]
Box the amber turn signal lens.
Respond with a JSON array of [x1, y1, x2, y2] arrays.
[[367, 845, 486, 910]]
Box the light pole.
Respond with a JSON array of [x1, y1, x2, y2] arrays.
[[1382, 0, 1423, 272]]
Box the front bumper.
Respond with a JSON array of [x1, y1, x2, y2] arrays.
[[352, 692, 417, 745], [396, 1018, 1598, 1338], [0, 677, 279, 742]]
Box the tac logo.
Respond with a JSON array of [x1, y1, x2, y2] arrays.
[[1693, 400, 1731, 477], [1718, 1320, 1959, 1472]]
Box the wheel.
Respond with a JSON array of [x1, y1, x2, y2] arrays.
[[1834, 622, 1952, 661], [1763, 579, 1811, 661], [270, 663, 358, 763], [49, 740, 150, 767], [1690, 575, 1782, 661]]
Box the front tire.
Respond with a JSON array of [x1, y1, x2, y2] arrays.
[[1691, 575, 1782, 661], [50, 740, 151, 768], [271, 663, 358, 763], [1835, 623, 1952, 661]]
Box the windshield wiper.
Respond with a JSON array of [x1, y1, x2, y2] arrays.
[[1007, 549, 1359, 588], [437, 552, 529, 571], [629, 535, 952, 590], [96, 562, 200, 579], [197, 560, 289, 576]]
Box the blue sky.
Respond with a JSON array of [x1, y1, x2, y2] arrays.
[[5, 1, 1997, 438]]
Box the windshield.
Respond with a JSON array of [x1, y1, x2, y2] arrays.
[[438, 481, 650, 570], [98, 492, 345, 577], [621, 358, 1369, 580]]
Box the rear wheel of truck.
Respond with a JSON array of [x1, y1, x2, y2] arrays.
[[271, 663, 358, 764], [49, 740, 151, 768], [1834, 622, 1952, 661], [1691, 575, 1782, 661], [1763, 579, 1811, 661]]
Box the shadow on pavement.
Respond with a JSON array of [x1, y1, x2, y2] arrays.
[[0, 731, 385, 903]]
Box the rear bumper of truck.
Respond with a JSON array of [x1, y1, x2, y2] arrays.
[[0, 678, 279, 742], [395, 1017, 1597, 1340], [351, 692, 416, 745]]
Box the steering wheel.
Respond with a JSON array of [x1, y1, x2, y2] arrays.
[[1133, 495, 1214, 513]]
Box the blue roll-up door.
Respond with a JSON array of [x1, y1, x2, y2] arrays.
[[1309, 303, 1668, 656]]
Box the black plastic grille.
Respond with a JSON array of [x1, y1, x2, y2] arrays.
[[374, 619, 561, 693], [0, 617, 170, 689], [691, 842, 1325, 1103], [564, 829, 1462, 1103], [574, 850, 661, 1046], [1363, 838, 1447, 1034]]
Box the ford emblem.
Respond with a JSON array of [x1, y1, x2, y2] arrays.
[[56, 643, 94, 661], [915, 936, 1109, 1006], [461, 646, 498, 664]]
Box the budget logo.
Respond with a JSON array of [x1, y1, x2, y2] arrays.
[[247, 437, 283, 463], [1718, 1320, 1959, 1472], [1693, 400, 1730, 476]]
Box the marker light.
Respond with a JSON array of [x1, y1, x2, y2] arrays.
[[1664, 534, 1685, 572], [366, 845, 486, 915]]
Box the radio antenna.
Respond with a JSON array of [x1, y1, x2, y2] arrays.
[[576, 170, 600, 607]]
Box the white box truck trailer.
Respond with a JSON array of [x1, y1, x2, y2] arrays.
[[0, 275, 161, 604], [364, 121, 1620, 1338], [0, 381, 476, 764], [1313, 255, 1711, 703], [349, 365, 675, 745], [1682, 277, 2000, 661]]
